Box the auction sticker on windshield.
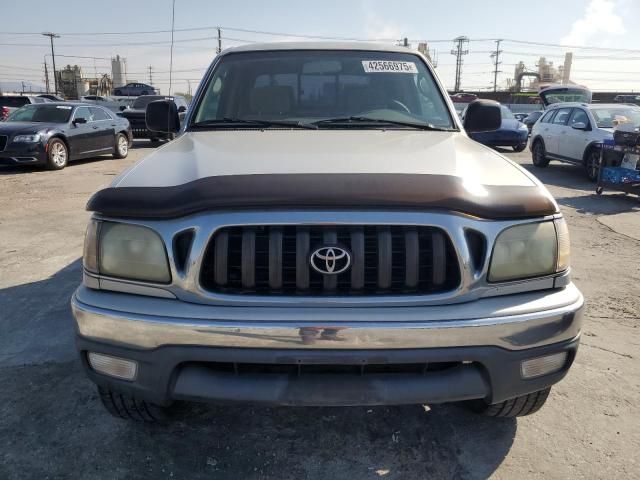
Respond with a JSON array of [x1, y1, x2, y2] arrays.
[[362, 60, 418, 73]]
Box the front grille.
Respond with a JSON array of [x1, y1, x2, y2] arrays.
[[199, 225, 460, 296], [0, 135, 7, 151]]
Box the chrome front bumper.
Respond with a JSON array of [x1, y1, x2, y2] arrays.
[[72, 283, 584, 351]]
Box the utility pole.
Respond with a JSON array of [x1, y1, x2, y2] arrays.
[[450, 36, 469, 92], [42, 32, 60, 94], [216, 27, 222, 54], [44, 61, 50, 93], [490, 39, 502, 92], [148, 66, 153, 86]]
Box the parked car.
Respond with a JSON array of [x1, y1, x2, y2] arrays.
[[81, 95, 114, 102], [118, 94, 187, 142], [523, 110, 544, 133], [464, 103, 529, 151], [449, 92, 478, 103], [613, 94, 640, 104], [113, 83, 158, 96], [0, 102, 131, 169], [73, 42, 582, 423], [1, 95, 50, 121], [531, 102, 640, 181], [38, 94, 65, 102]]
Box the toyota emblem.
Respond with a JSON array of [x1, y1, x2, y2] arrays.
[[310, 246, 351, 275]]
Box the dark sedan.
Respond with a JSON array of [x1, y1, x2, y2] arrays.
[[118, 95, 187, 142], [0, 103, 132, 170]]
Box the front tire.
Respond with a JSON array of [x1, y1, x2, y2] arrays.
[[46, 138, 68, 170], [466, 387, 551, 417], [532, 140, 550, 168], [584, 147, 600, 182], [113, 133, 129, 159], [513, 143, 527, 152], [97, 386, 169, 423]]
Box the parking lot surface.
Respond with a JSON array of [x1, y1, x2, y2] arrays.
[[1, 143, 638, 479]]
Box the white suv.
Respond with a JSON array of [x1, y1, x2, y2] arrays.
[[530, 102, 640, 181]]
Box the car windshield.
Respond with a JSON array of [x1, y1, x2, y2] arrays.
[[500, 105, 515, 120], [192, 50, 455, 129], [133, 96, 171, 109], [590, 107, 640, 128], [6, 104, 72, 123]]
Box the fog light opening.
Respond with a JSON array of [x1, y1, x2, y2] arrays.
[[521, 352, 568, 379], [88, 352, 138, 381]]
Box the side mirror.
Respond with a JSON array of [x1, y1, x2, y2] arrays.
[[572, 122, 587, 130], [73, 117, 87, 125], [146, 99, 179, 133], [177, 105, 187, 113], [462, 100, 501, 133], [119, 105, 127, 111]]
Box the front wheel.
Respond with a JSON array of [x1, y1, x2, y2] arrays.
[[46, 138, 68, 170], [532, 140, 550, 168], [113, 133, 129, 159], [98, 386, 169, 422], [584, 148, 600, 182], [513, 143, 527, 152], [466, 387, 551, 417]]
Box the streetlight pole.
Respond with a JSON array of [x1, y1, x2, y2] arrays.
[[42, 32, 60, 94]]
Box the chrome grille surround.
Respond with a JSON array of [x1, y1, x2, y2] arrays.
[[87, 210, 567, 307]]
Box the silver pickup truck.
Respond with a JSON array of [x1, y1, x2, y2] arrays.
[[72, 42, 583, 422]]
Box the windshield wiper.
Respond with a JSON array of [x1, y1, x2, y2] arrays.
[[191, 118, 317, 129], [312, 116, 456, 131]]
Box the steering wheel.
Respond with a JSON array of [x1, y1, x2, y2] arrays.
[[389, 99, 411, 113]]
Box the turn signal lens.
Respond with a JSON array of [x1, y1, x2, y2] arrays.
[[83, 219, 100, 274], [521, 352, 568, 379], [88, 352, 138, 380], [554, 217, 570, 272]]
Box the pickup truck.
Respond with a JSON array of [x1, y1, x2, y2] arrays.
[[72, 42, 583, 422]]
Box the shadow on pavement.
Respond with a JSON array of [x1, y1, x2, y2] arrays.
[[0, 259, 517, 480]]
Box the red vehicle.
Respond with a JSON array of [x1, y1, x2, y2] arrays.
[[450, 92, 478, 103]]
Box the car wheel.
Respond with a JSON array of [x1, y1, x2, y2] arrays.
[[466, 387, 551, 417], [97, 386, 169, 423], [584, 147, 600, 182], [46, 138, 68, 170], [113, 133, 129, 159], [532, 140, 550, 168], [513, 143, 527, 152]]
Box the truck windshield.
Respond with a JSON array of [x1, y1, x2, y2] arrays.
[[192, 50, 455, 129], [6, 104, 72, 123]]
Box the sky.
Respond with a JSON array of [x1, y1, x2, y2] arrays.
[[1, 0, 640, 94]]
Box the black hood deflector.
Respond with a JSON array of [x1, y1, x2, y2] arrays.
[[86, 173, 558, 220]]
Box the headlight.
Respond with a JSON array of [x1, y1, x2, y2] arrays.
[[82, 220, 171, 283], [488, 218, 569, 282], [13, 134, 41, 142]]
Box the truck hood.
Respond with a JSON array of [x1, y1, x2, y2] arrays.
[[89, 130, 558, 220]]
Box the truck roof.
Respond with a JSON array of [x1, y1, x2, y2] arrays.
[[221, 41, 420, 55]]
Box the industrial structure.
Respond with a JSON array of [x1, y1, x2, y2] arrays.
[[510, 53, 574, 92]]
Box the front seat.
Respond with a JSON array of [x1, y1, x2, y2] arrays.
[[249, 86, 294, 116]]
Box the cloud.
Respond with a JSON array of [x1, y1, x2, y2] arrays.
[[560, 0, 625, 45]]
